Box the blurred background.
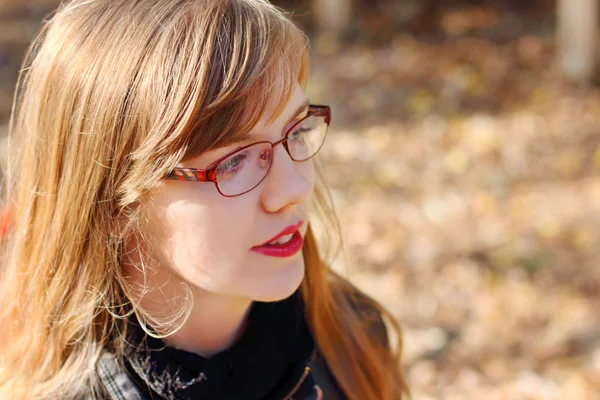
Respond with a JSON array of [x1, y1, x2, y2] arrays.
[[1, 0, 600, 399]]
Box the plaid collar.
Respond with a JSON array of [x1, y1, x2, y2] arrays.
[[96, 352, 148, 400], [95, 349, 326, 400]]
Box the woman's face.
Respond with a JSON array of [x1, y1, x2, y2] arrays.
[[138, 84, 315, 302]]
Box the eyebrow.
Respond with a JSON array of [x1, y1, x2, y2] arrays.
[[231, 100, 310, 145], [290, 99, 310, 121]]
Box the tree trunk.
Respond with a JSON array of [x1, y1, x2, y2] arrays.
[[312, 0, 353, 36], [557, 0, 598, 84]]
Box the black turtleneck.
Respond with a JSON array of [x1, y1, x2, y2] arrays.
[[123, 290, 316, 400]]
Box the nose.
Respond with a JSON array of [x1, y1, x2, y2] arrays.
[[259, 144, 313, 213]]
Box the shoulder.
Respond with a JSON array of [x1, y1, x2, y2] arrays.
[[86, 352, 148, 400], [333, 278, 390, 349], [306, 279, 392, 399]]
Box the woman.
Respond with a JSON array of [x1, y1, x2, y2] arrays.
[[0, 0, 408, 399]]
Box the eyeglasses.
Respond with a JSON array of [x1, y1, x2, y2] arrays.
[[166, 104, 331, 197]]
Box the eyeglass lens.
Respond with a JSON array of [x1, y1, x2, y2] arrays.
[[215, 113, 328, 196]]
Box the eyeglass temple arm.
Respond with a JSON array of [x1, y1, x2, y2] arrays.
[[166, 168, 210, 182], [309, 104, 331, 124]]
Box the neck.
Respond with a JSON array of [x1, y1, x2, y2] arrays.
[[124, 261, 254, 358], [163, 288, 254, 357]]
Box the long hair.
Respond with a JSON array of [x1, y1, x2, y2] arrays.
[[0, 0, 408, 398]]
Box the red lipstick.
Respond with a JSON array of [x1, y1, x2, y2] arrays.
[[251, 221, 304, 258]]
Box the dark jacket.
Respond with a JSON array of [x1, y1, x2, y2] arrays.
[[91, 289, 387, 400], [93, 349, 343, 400]]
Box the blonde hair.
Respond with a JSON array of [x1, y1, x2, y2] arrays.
[[0, 0, 408, 399]]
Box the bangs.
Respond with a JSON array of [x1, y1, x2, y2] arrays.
[[123, 0, 310, 193], [181, 0, 310, 159]]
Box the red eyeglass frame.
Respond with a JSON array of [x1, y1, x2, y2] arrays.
[[165, 104, 331, 197]]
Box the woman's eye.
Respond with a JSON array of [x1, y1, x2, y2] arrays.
[[224, 153, 247, 168], [217, 152, 248, 180], [289, 127, 311, 141]]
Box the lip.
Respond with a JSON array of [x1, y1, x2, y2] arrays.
[[250, 230, 304, 258], [255, 220, 304, 247], [250, 220, 305, 258]]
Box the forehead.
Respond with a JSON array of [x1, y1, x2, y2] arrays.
[[181, 85, 309, 167], [251, 84, 308, 132], [180, 75, 309, 163]]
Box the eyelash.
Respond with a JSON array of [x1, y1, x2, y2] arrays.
[[221, 152, 248, 170]]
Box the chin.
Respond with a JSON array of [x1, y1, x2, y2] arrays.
[[251, 259, 305, 303]]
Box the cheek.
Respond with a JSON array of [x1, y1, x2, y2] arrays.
[[304, 161, 317, 202], [161, 202, 253, 285], [299, 159, 316, 185]]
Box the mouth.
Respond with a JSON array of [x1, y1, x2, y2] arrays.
[[251, 220, 304, 258]]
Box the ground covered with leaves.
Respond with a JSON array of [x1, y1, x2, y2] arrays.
[[1, 2, 599, 399], [306, 8, 600, 400]]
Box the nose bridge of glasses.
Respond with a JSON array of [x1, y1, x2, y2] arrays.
[[260, 139, 298, 184], [273, 136, 292, 160]]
